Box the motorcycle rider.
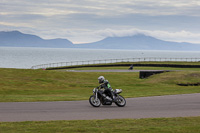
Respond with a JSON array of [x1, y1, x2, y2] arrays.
[[98, 76, 116, 101]]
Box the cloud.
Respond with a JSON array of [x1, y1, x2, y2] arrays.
[[1, 0, 200, 16], [1, 0, 200, 44]]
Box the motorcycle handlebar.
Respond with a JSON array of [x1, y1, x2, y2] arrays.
[[96, 85, 103, 89]]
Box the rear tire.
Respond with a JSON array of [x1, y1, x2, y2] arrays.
[[115, 95, 126, 107], [89, 95, 101, 107]]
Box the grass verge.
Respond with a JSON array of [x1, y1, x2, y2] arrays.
[[47, 61, 200, 70], [0, 66, 200, 102], [1, 117, 200, 133]]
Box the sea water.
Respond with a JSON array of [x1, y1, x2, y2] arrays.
[[1, 47, 200, 69]]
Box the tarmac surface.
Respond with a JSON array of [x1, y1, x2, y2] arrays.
[[65, 69, 166, 72], [0, 93, 200, 122]]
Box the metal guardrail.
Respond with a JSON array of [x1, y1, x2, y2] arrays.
[[31, 58, 200, 69]]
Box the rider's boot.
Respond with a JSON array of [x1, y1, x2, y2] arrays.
[[113, 96, 117, 102]]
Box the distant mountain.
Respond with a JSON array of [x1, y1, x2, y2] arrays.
[[1, 31, 200, 51], [75, 34, 200, 51], [0, 31, 73, 48]]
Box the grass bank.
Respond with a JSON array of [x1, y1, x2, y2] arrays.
[[47, 61, 200, 70], [1, 117, 200, 133], [0, 66, 200, 102]]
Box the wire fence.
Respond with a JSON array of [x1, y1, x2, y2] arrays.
[[31, 57, 200, 69]]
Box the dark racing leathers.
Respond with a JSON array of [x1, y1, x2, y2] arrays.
[[99, 80, 115, 101]]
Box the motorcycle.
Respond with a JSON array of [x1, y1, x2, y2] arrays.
[[89, 86, 126, 107]]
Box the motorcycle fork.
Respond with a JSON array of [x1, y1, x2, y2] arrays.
[[115, 94, 119, 100], [95, 92, 98, 101]]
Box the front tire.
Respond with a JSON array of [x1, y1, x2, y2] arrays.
[[89, 95, 101, 107], [115, 95, 126, 107]]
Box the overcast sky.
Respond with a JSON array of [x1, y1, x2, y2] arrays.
[[1, 0, 200, 43]]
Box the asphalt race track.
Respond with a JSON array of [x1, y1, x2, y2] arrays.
[[0, 93, 200, 122], [65, 70, 163, 72]]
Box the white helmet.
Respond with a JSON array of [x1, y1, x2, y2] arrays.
[[98, 76, 105, 83]]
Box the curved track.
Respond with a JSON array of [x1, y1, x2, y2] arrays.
[[0, 93, 200, 122], [65, 70, 164, 72]]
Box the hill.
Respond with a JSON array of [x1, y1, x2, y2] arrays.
[[0, 31, 73, 48], [1, 31, 200, 51], [75, 34, 200, 51]]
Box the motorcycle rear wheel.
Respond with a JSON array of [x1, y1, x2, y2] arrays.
[[89, 95, 101, 107], [115, 95, 126, 107]]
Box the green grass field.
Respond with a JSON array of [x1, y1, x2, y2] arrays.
[[48, 61, 200, 70], [1, 62, 200, 133], [1, 117, 200, 133], [0, 64, 200, 102]]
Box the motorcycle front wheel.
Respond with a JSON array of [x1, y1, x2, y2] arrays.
[[89, 95, 101, 107], [115, 95, 126, 107]]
